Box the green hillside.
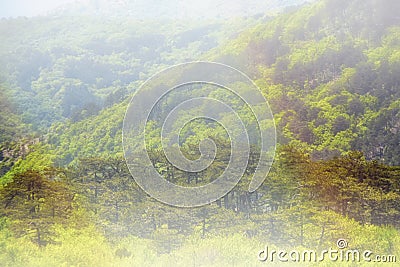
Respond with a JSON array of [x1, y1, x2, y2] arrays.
[[0, 16, 266, 133], [211, 0, 400, 164]]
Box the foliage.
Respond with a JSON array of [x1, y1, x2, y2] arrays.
[[1, 0, 400, 265]]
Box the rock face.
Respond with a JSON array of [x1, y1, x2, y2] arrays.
[[0, 138, 40, 177]]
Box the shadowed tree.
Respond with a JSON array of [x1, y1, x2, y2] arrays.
[[0, 169, 73, 246]]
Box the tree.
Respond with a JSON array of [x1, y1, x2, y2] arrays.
[[69, 157, 144, 237], [0, 169, 73, 246]]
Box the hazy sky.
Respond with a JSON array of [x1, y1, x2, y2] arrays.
[[0, 0, 309, 19], [0, 0, 76, 18]]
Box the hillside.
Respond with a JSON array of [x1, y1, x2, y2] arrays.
[[0, 16, 260, 133], [0, 0, 315, 136], [210, 0, 400, 164], [12, 0, 400, 165]]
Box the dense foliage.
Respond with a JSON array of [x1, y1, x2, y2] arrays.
[[212, 0, 400, 164]]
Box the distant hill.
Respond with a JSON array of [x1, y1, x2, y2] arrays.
[[32, 0, 400, 165], [2, 0, 400, 166], [0, 0, 314, 135], [0, 17, 255, 132]]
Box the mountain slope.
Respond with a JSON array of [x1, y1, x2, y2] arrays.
[[210, 0, 400, 163], [0, 16, 261, 132], [5, 0, 400, 169]]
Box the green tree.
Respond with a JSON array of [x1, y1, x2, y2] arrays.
[[0, 169, 73, 246]]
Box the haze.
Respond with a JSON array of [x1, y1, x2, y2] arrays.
[[0, 0, 312, 18]]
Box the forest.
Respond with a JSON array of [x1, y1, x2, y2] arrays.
[[1, 0, 400, 266]]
